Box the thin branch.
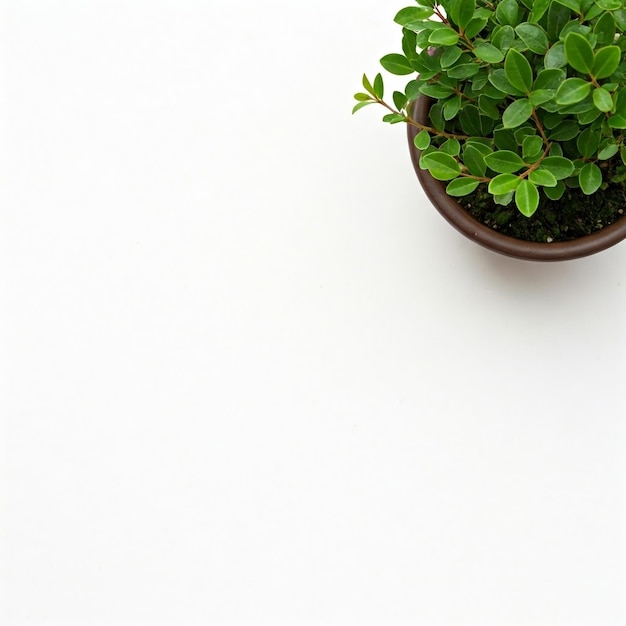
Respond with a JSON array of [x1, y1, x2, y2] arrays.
[[375, 97, 469, 140]]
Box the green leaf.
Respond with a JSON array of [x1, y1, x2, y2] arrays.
[[523, 135, 544, 159], [504, 49, 533, 94], [443, 95, 462, 120], [373, 74, 384, 99], [534, 69, 567, 91], [608, 114, 626, 128], [488, 68, 525, 96], [577, 127, 601, 157], [579, 162, 602, 194], [515, 180, 540, 217], [578, 108, 603, 124], [382, 113, 405, 124], [402, 29, 419, 61], [459, 105, 493, 135], [474, 42, 505, 63], [446, 178, 480, 196], [354, 93, 371, 102], [421, 152, 462, 180], [529, 0, 551, 23], [549, 120, 580, 140], [592, 46, 621, 79], [597, 0, 621, 10], [597, 141, 619, 159], [488, 173, 522, 194], [594, 12, 616, 46], [615, 8, 626, 30], [463, 144, 488, 176], [478, 95, 500, 119], [544, 180, 566, 200], [448, 0, 476, 30], [545, 42, 567, 69], [428, 28, 460, 46], [514, 126, 536, 144], [484, 150, 526, 173], [547, 2, 571, 41], [440, 138, 461, 156], [405, 80, 421, 101], [529, 89, 555, 106], [494, 191, 515, 206], [393, 90, 407, 111], [429, 102, 445, 130], [440, 46, 463, 68], [593, 87, 614, 112], [529, 168, 558, 186], [515, 23, 549, 54], [492, 25, 515, 51], [447, 63, 481, 79], [414, 130, 431, 150], [352, 101, 374, 114], [555, 78, 592, 105], [564, 33, 594, 74], [394, 7, 434, 26], [419, 83, 455, 98], [555, 0, 581, 12], [502, 98, 533, 128], [465, 17, 489, 39], [380, 54, 414, 75], [496, 0, 520, 26], [362, 74, 375, 97], [584, 3, 605, 20], [540, 156, 575, 179], [560, 21, 593, 40]]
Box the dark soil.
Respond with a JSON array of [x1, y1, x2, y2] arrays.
[[457, 175, 626, 243]]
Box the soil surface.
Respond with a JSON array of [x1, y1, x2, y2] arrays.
[[457, 177, 626, 243]]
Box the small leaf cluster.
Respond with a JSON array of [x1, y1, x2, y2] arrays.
[[354, 0, 626, 217]]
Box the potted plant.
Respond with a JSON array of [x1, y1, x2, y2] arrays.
[[354, 0, 626, 260]]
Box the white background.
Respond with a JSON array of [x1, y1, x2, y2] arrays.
[[1, 1, 625, 624]]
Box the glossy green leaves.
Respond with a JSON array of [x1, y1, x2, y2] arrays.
[[488, 174, 521, 195], [485, 150, 526, 173], [540, 157, 575, 180], [496, 0, 520, 26], [579, 163, 602, 194], [448, 0, 475, 31], [563, 34, 621, 80], [428, 28, 460, 46], [592, 46, 621, 79], [515, 23, 549, 54], [356, 0, 626, 222], [379, 54, 413, 75], [505, 49, 533, 94], [515, 180, 540, 217], [502, 99, 533, 128], [593, 88, 614, 112], [421, 152, 462, 181], [446, 178, 480, 196], [474, 43, 504, 63], [564, 33, 594, 74], [555, 78, 592, 105]]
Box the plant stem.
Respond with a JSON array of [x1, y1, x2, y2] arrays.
[[375, 97, 469, 140], [519, 142, 553, 180], [531, 109, 550, 146], [459, 172, 491, 182]]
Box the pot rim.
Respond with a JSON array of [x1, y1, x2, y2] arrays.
[[407, 97, 626, 261]]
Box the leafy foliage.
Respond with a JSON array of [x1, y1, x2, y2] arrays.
[[354, 0, 626, 217]]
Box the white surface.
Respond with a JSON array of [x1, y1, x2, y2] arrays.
[[1, 1, 626, 624]]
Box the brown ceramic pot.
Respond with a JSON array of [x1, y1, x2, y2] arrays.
[[407, 97, 626, 261]]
